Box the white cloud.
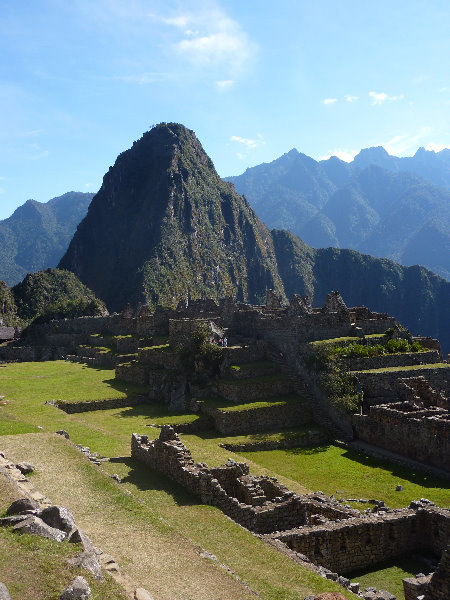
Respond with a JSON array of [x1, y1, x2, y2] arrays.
[[369, 91, 404, 105], [159, 6, 255, 75], [236, 152, 245, 160], [216, 79, 234, 91], [345, 95, 359, 103], [231, 134, 265, 150], [318, 149, 358, 162], [425, 142, 450, 153], [382, 129, 430, 155], [322, 98, 338, 105]]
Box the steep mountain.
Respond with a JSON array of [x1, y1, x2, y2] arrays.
[[227, 151, 450, 280], [59, 123, 285, 311], [57, 123, 449, 353], [0, 192, 93, 286], [272, 230, 450, 354], [353, 146, 450, 189]]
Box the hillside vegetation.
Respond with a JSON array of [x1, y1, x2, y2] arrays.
[[0, 192, 92, 286]]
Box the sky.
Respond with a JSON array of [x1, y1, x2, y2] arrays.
[[1, 0, 449, 219]]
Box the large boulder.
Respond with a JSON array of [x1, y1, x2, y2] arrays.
[[12, 515, 66, 542], [59, 576, 92, 600], [0, 583, 12, 600], [40, 505, 77, 535], [6, 497, 40, 515]]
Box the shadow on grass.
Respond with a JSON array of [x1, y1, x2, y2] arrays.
[[284, 444, 332, 455], [340, 447, 450, 491], [112, 403, 198, 423], [113, 456, 199, 507]]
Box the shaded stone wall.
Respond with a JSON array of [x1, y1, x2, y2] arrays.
[[270, 507, 450, 576], [200, 399, 313, 435], [426, 545, 450, 600], [352, 404, 450, 472], [344, 350, 441, 372], [356, 367, 450, 402]]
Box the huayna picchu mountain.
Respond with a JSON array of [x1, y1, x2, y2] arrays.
[[59, 123, 450, 353], [59, 123, 285, 311]]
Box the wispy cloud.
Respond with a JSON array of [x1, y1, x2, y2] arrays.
[[216, 79, 234, 91], [0, 187, 5, 195], [318, 149, 358, 162], [322, 98, 338, 105], [345, 95, 359, 103], [159, 5, 256, 75], [369, 91, 404, 105], [231, 134, 265, 150], [382, 129, 430, 155], [425, 142, 450, 152]]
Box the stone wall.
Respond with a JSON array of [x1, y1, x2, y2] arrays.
[[0, 326, 15, 340], [270, 507, 450, 576], [352, 404, 450, 473], [53, 395, 146, 413], [356, 367, 450, 402], [215, 376, 291, 404], [131, 427, 355, 534], [425, 545, 450, 600], [200, 399, 313, 435], [344, 350, 441, 372]]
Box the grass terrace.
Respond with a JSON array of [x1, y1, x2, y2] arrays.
[[353, 362, 449, 373], [200, 394, 300, 412]]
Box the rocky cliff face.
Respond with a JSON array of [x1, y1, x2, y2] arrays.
[[59, 123, 284, 311]]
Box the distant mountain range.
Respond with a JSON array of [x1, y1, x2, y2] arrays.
[[1, 131, 449, 352], [226, 147, 450, 280], [0, 192, 93, 286], [58, 124, 450, 353]]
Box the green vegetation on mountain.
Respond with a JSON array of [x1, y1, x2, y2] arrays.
[[59, 123, 284, 310], [0, 280, 17, 327], [0, 192, 93, 287], [271, 230, 450, 354], [1, 268, 106, 328]]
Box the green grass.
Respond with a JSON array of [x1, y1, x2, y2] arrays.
[[240, 445, 450, 508], [200, 394, 301, 412], [214, 426, 324, 446], [310, 336, 360, 346], [0, 361, 147, 405], [350, 556, 428, 600], [0, 529, 128, 600], [354, 363, 449, 373]]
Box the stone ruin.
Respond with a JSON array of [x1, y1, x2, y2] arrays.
[[132, 427, 450, 600], [131, 426, 356, 534]]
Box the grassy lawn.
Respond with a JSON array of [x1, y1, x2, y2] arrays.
[[350, 556, 428, 600], [1, 359, 449, 599], [200, 394, 301, 412], [0, 361, 147, 405], [1, 433, 356, 600], [354, 363, 449, 373], [0, 474, 128, 600], [214, 425, 324, 445], [240, 445, 450, 508]]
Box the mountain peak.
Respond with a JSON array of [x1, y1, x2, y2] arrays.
[[59, 123, 284, 310]]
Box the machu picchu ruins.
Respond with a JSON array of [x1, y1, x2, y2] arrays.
[[1, 289, 449, 599]]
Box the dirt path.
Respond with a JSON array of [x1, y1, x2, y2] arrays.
[[0, 433, 256, 600]]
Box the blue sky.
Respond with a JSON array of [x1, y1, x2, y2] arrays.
[[1, 0, 449, 219]]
